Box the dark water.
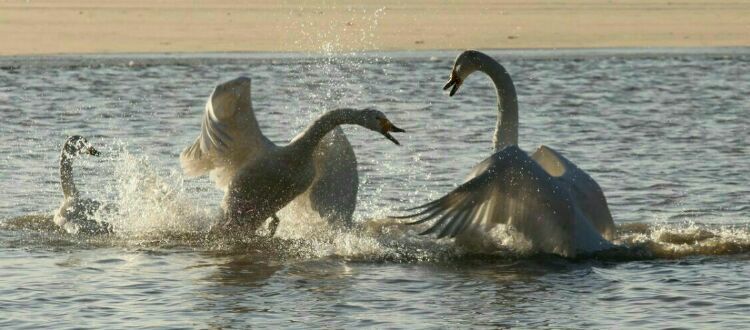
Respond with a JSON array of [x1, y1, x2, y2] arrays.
[[1, 49, 749, 328]]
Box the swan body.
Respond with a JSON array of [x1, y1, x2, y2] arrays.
[[53, 135, 111, 235], [400, 51, 614, 257], [181, 77, 404, 233]]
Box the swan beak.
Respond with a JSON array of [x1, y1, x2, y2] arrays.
[[380, 119, 406, 145], [443, 75, 462, 97], [88, 147, 100, 156]]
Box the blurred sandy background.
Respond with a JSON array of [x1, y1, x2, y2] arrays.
[[1, 0, 748, 55]]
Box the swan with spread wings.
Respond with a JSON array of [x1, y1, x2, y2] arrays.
[[395, 51, 615, 257], [181, 77, 404, 235]]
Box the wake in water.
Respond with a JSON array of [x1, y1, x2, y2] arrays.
[[2, 145, 748, 262]]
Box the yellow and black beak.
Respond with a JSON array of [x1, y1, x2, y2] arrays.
[[443, 72, 462, 97], [378, 118, 406, 145], [88, 146, 100, 156]]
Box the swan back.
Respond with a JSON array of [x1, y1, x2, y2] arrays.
[[54, 198, 108, 234], [531, 145, 616, 239]]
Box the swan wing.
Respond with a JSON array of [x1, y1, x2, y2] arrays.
[[398, 146, 569, 237], [302, 127, 359, 226], [180, 77, 273, 189], [531, 145, 615, 239], [398, 146, 615, 256]]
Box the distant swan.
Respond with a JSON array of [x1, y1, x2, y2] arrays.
[[396, 50, 615, 257], [181, 77, 404, 235], [53, 135, 112, 234]]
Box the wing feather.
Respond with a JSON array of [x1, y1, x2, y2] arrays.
[[397, 145, 616, 256], [436, 202, 476, 238], [398, 146, 574, 242], [180, 77, 273, 189], [419, 195, 472, 236]]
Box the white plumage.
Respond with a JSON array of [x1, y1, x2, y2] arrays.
[[181, 77, 404, 233], [398, 51, 615, 257]]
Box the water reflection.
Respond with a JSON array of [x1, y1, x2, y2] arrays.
[[205, 253, 283, 288]]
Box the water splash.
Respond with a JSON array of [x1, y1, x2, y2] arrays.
[[278, 6, 429, 223], [4, 207, 749, 262], [3, 142, 748, 261], [94, 145, 215, 238], [616, 221, 750, 258], [292, 5, 386, 54]]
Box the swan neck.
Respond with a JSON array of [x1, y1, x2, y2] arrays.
[[287, 108, 356, 158], [476, 54, 519, 151], [60, 152, 78, 198]]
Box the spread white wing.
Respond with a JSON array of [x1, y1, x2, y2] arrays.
[[180, 77, 274, 189], [397, 146, 612, 257]]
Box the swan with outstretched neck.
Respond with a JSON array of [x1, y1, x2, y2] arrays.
[[54, 135, 111, 234], [181, 77, 405, 235], [397, 50, 615, 257]]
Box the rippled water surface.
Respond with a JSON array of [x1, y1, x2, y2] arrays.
[[1, 49, 749, 328]]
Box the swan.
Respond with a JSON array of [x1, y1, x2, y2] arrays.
[[53, 135, 112, 234], [396, 50, 615, 257], [181, 77, 405, 234]]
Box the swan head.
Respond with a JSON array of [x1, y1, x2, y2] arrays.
[[443, 50, 484, 96], [357, 109, 405, 145], [63, 135, 100, 157]]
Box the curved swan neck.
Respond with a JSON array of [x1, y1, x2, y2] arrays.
[[474, 53, 519, 151], [60, 151, 78, 198], [287, 108, 361, 157]]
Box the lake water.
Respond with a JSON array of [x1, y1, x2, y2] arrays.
[[1, 49, 749, 328]]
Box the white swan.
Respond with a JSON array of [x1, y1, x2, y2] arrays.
[[53, 135, 112, 234], [397, 50, 615, 257], [181, 77, 404, 234]]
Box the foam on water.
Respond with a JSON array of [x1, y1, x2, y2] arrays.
[[616, 221, 750, 258]]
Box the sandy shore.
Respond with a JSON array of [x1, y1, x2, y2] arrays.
[[1, 0, 748, 56]]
